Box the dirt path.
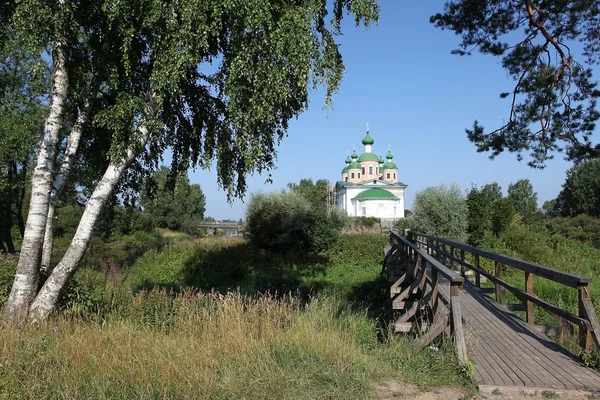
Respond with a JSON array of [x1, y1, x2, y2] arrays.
[[374, 380, 598, 400]]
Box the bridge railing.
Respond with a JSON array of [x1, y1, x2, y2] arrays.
[[408, 230, 600, 354], [388, 230, 467, 364]]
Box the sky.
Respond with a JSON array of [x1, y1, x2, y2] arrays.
[[181, 1, 593, 221]]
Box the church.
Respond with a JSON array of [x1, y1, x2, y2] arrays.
[[335, 126, 407, 221]]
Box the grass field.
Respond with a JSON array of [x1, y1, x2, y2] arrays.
[[0, 234, 474, 399]]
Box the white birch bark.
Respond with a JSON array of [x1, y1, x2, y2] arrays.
[[28, 116, 153, 323], [40, 91, 96, 275], [3, 41, 69, 324]]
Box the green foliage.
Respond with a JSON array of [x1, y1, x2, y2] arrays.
[[245, 190, 346, 253], [0, 255, 17, 307], [490, 198, 515, 237], [431, 1, 600, 167], [0, 30, 48, 251], [507, 179, 538, 217], [555, 159, 600, 218], [466, 185, 493, 246], [142, 166, 206, 233], [410, 183, 468, 242]]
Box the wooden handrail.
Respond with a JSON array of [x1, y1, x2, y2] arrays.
[[413, 232, 591, 287], [408, 230, 600, 354], [391, 231, 464, 285]]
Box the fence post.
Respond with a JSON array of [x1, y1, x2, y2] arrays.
[[495, 261, 503, 304], [525, 271, 534, 325], [460, 249, 465, 277], [450, 281, 467, 364], [578, 284, 593, 352], [474, 254, 481, 287]]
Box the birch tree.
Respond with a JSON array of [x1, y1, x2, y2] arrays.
[[2, 0, 379, 324]]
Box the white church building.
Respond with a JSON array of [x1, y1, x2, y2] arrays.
[[335, 127, 407, 221]]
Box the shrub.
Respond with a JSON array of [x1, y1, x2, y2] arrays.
[[245, 191, 344, 252], [0, 255, 17, 307], [411, 183, 468, 242], [490, 198, 515, 236]]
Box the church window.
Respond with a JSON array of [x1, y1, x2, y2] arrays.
[[369, 166, 373, 175], [345, 177, 348, 182], [394, 173, 396, 179], [376, 167, 379, 174], [386, 172, 390, 179], [351, 173, 355, 179], [358, 173, 361, 179], [361, 206, 366, 216], [394, 206, 397, 215], [362, 167, 365, 175]]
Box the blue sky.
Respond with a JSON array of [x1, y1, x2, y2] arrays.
[[183, 1, 594, 220]]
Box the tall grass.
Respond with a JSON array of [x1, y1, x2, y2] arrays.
[[0, 291, 471, 399]]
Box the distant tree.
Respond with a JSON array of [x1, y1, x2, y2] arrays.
[[411, 184, 468, 243], [542, 199, 559, 217], [507, 179, 538, 217], [432, 1, 600, 168], [142, 167, 206, 232], [555, 159, 600, 217], [481, 183, 503, 201], [287, 178, 332, 212], [490, 199, 515, 237], [466, 185, 492, 246]]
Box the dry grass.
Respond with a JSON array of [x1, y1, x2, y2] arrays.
[[1, 292, 386, 399]]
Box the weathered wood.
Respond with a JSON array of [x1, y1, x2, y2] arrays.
[[450, 296, 467, 364], [460, 249, 465, 277], [495, 260, 503, 304], [414, 232, 591, 287], [475, 254, 481, 287], [525, 271, 534, 325], [411, 306, 450, 352], [579, 285, 594, 351], [580, 287, 600, 350]]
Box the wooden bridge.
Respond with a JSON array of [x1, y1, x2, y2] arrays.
[[386, 230, 600, 392]]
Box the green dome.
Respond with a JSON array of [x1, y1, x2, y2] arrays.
[[341, 166, 349, 174], [351, 150, 358, 159], [348, 161, 361, 170], [362, 133, 374, 145], [355, 188, 397, 200], [378, 155, 384, 164], [345, 156, 351, 165], [382, 161, 398, 170], [386, 151, 393, 160], [357, 152, 379, 162]]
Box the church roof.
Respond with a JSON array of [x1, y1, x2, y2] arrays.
[[348, 161, 361, 169], [382, 161, 398, 170], [362, 132, 374, 145], [357, 152, 379, 162], [355, 188, 397, 200], [336, 180, 408, 188], [341, 166, 349, 174]]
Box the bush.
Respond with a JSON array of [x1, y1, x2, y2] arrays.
[[410, 184, 468, 242], [245, 191, 345, 252], [490, 198, 515, 236]]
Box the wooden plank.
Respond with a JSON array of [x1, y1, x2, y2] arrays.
[[450, 296, 468, 364], [411, 306, 449, 352]]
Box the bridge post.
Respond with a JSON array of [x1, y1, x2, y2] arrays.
[[495, 261, 503, 304], [460, 249, 465, 277], [450, 281, 467, 364], [578, 284, 593, 352], [474, 254, 481, 287], [525, 272, 534, 325]]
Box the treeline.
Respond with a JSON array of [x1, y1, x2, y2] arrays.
[[0, 164, 207, 252], [402, 158, 600, 250]]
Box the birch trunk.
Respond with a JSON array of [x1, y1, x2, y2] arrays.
[[3, 41, 69, 324], [40, 92, 95, 275], [28, 124, 152, 323]]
